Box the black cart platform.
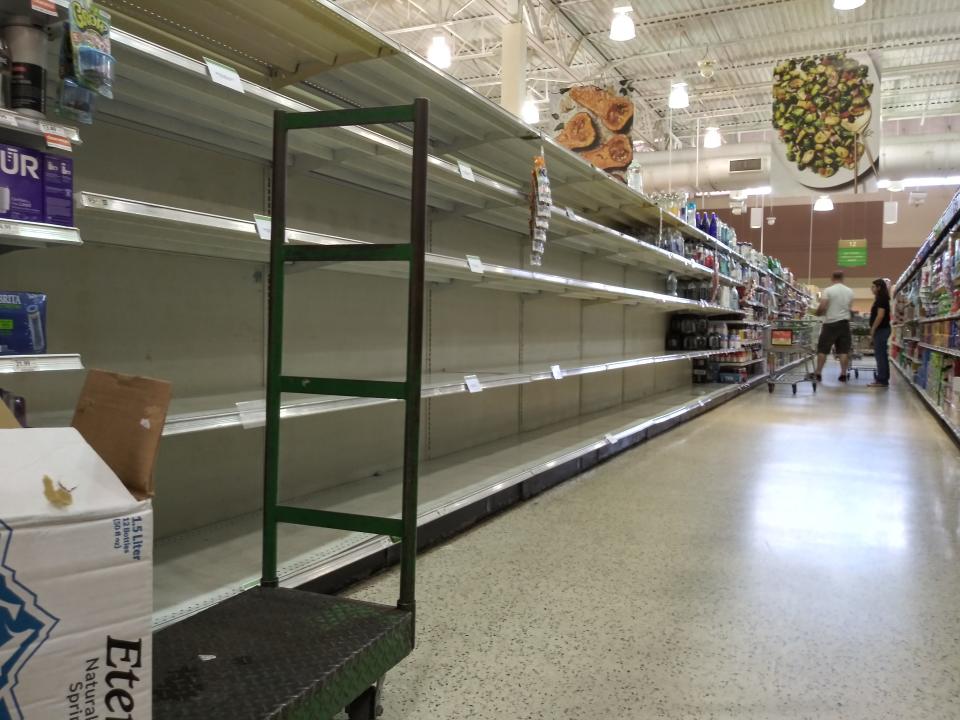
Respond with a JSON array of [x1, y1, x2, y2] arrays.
[[154, 588, 413, 719]]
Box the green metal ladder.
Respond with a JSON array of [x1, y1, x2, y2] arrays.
[[153, 99, 429, 720]]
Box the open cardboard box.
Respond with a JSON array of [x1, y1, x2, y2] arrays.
[[0, 370, 170, 720]]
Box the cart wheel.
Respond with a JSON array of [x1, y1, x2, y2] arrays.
[[792, 384, 797, 395], [347, 684, 384, 719], [768, 383, 774, 393]]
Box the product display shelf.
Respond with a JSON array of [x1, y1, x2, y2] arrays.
[[76, 191, 741, 314], [918, 311, 960, 324], [0, 353, 84, 374], [893, 362, 960, 445], [153, 375, 766, 629], [894, 188, 960, 291], [24, 350, 732, 436], [715, 358, 765, 368], [918, 343, 960, 358], [0, 107, 81, 146], [0, 218, 82, 253]]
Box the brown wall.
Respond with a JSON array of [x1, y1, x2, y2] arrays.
[[715, 200, 917, 284]]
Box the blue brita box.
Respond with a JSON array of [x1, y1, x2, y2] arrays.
[[0, 143, 44, 222], [0, 291, 47, 355], [43, 154, 74, 226]]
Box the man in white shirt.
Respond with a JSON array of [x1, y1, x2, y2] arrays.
[[814, 271, 856, 382]]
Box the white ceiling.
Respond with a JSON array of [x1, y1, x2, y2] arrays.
[[332, 0, 960, 145]]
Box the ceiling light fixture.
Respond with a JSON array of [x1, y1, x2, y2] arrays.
[[609, 6, 635, 42], [833, 0, 866, 10], [521, 97, 540, 124], [813, 194, 834, 212], [427, 35, 452, 69], [668, 80, 689, 109], [703, 126, 722, 149]]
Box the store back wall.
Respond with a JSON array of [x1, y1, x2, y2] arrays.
[[715, 200, 917, 284]]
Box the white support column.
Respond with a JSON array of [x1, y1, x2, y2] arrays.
[[500, 21, 527, 117]]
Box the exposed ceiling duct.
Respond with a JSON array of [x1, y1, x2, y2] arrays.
[[638, 135, 960, 193]]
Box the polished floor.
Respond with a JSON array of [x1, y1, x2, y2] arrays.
[[345, 364, 960, 719]]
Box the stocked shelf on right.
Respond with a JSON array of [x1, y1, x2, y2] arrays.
[[892, 188, 960, 441]]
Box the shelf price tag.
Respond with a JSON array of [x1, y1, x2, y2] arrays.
[[565, 207, 576, 220], [604, 433, 617, 445], [253, 214, 272, 240], [464, 374, 482, 393], [236, 399, 266, 429], [550, 364, 563, 380], [43, 132, 72, 152], [0, 221, 18, 236], [457, 161, 475, 182], [13, 357, 37, 372], [204, 57, 245, 93], [0, 111, 18, 128], [466, 254, 483, 274], [31, 0, 58, 16]]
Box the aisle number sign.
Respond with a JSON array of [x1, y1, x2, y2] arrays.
[[838, 238, 867, 267]]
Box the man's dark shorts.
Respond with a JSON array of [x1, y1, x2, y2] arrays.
[[818, 319, 852, 355]]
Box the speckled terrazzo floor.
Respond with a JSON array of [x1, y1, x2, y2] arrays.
[[342, 365, 960, 719]]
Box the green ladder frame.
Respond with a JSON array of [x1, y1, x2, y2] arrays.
[[261, 98, 429, 620]]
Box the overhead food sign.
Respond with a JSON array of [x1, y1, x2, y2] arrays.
[[838, 238, 868, 267], [771, 53, 880, 191], [552, 84, 635, 180]]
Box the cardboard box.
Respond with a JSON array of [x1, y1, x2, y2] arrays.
[[0, 370, 170, 720], [42, 155, 73, 227], [0, 144, 43, 223]]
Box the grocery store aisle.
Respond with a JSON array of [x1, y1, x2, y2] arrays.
[[345, 365, 960, 719]]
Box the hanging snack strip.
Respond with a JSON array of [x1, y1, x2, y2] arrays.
[[58, 0, 115, 124], [530, 154, 551, 267]]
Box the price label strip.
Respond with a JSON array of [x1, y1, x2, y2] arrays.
[[457, 161, 475, 182], [13, 357, 37, 372], [204, 57, 245, 93], [253, 214, 272, 240]]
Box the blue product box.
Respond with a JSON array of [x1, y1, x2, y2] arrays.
[[0, 291, 47, 355], [0, 143, 44, 222], [43, 154, 74, 226]]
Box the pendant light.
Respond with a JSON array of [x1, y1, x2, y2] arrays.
[[668, 80, 689, 110], [813, 194, 834, 212], [427, 35, 452, 69], [703, 126, 722, 149], [883, 200, 899, 225], [833, 0, 866, 9], [609, 7, 635, 42], [521, 97, 539, 124]]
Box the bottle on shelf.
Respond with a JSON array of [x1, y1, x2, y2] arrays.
[[708, 213, 718, 239]]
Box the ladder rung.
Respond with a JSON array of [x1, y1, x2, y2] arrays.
[[275, 506, 404, 537], [282, 104, 416, 131], [284, 243, 411, 263], [280, 375, 407, 399]]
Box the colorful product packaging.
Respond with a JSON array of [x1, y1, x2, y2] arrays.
[[0, 144, 44, 223], [43, 154, 73, 226], [0, 292, 47, 355]]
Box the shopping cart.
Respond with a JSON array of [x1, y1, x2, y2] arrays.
[[846, 316, 877, 381], [767, 319, 820, 394]]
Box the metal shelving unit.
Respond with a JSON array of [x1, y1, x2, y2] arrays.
[[0, 4, 809, 680]]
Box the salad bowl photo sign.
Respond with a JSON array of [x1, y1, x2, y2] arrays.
[[771, 52, 880, 190]]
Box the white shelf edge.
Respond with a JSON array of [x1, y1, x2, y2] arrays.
[[0, 353, 84, 374], [0, 218, 82, 250], [77, 191, 745, 316], [152, 375, 766, 628], [917, 343, 960, 358], [0, 108, 81, 145], [160, 350, 739, 436]]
